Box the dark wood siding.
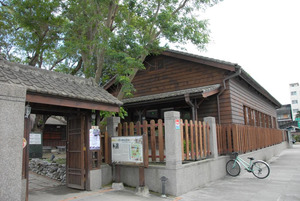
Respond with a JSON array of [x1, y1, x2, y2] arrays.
[[198, 96, 218, 122], [225, 78, 277, 125], [43, 124, 67, 147], [124, 54, 279, 127], [132, 55, 227, 97], [219, 83, 233, 125]]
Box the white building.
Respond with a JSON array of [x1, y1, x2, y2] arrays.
[[289, 83, 300, 120]]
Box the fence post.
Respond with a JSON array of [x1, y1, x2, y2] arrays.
[[204, 117, 218, 159], [107, 117, 120, 137], [164, 111, 182, 169]]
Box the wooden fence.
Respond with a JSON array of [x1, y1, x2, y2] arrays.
[[217, 124, 286, 155], [181, 119, 211, 161], [117, 120, 165, 162], [111, 119, 211, 162]]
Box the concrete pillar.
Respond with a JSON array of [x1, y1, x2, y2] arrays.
[[107, 117, 120, 137], [204, 117, 218, 159], [106, 117, 121, 188], [0, 83, 26, 201], [287, 130, 293, 148], [164, 111, 182, 169], [89, 169, 102, 190]]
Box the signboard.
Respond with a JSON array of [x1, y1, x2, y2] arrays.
[[89, 126, 100, 150], [29, 133, 43, 158], [175, 119, 180, 130], [29, 133, 42, 144], [296, 118, 300, 128], [111, 136, 143, 165]]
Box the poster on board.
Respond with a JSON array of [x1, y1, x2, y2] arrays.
[[111, 136, 143, 165], [89, 126, 100, 150], [29, 133, 42, 144]]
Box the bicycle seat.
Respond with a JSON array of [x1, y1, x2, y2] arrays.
[[248, 157, 254, 161]]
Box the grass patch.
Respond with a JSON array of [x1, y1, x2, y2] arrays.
[[54, 158, 66, 164], [46, 158, 66, 164]]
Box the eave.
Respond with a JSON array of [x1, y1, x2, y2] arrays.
[[26, 93, 120, 113]]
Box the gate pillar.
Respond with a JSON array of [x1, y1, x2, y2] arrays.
[[0, 83, 26, 201]]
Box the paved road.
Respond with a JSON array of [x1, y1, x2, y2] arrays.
[[29, 144, 300, 201], [178, 144, 300, 201]]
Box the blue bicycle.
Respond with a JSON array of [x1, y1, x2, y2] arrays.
[[226, 152, 270, 179]]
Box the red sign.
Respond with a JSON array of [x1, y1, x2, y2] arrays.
[[175, 119, 180, 130]]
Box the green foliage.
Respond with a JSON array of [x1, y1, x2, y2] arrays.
[[1, 0, 221, 98], [296, 111, 300, 119], [0, 0, 66, 67], [183, 140, 191, 154], [294, 135, 300, 142], [100, 107, 128, 120]]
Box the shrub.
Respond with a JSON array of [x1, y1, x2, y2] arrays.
[[294, 135, 300, 142]]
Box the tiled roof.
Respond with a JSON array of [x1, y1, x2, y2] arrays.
[[0, 58, 123, 106], [123, 84, 220, 104], [164, 49, 239, 67]]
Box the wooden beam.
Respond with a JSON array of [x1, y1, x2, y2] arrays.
[[26, 93, 120, 112], [29, 103, 80, 115], [202, 88, 220, 98]]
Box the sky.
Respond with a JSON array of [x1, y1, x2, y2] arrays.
[[175, 0, 300, 105]]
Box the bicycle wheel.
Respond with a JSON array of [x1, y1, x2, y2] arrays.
[[226, 159, 241, 176], [251, 161, 270, 179]]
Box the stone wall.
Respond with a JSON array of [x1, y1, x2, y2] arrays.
[[29, 159, 66, 183]]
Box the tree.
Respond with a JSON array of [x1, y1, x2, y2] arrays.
[[0, 0, 66, 68], [112, 0, 219, 100], [1, 0, 220, 99], [296, 111, 300, 119], [64, 0, 219, 99]]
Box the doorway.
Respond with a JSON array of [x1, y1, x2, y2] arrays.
[[23, 106, 92, 200]]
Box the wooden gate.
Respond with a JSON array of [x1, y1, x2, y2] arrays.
[[67, 116, 85, 189]]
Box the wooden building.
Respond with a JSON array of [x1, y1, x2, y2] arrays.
[[107, 49, 281, 128], [43, 116, 67, 148]]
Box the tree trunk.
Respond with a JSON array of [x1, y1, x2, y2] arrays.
[[94, 49, 105, 84], [31, 114, 47, 133]]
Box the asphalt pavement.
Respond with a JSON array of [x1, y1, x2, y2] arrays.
[[29, 144, 300, 201]]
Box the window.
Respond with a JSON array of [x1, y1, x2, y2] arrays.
[[146, 109, 158, 119], [243, 105, 276, 128], [293, 109, 299, 113], [291, 91, 297, 95], [290, 83, 299, 87], [292, 100, 298, 104]]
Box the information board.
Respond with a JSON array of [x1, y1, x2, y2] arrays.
[[111, 136, 143, 165], [89, 126, 100, 150], [29, 133, 42, 145]]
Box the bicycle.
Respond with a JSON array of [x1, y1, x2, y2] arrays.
[[226, 152, 270, 179]]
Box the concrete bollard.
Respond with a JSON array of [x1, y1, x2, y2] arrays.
[[164, 111, 182, 169], [204, 117, 218, 159], [160, 176, 168, 197]]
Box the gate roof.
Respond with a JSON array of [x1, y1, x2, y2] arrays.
[[0, 58, 122, 112]]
